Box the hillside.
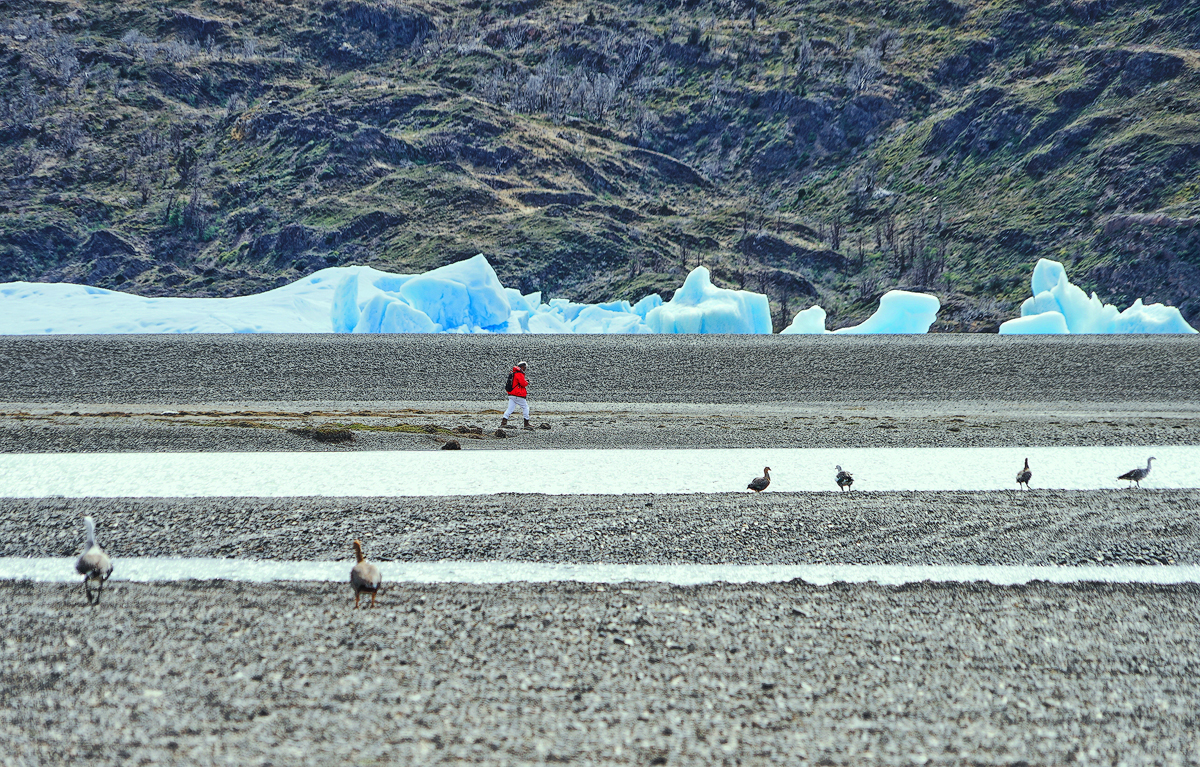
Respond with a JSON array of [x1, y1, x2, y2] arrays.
[[1, 0, 1198, 331]]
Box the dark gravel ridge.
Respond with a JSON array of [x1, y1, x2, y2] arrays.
[[9, 490, 1198, 566], [2, 334, 1198, 404], [4, 579, 1199, 766]]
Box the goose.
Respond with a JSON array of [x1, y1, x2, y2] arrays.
[[1016, 458, 1032, 490], [747, 467, 771, 493], [350, 540, 382, 608], [74, 516, 113, 606], [835, 465, 854, 491], [1118, 457, 1155, 488]]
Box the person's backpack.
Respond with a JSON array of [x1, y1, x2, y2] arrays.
[[505, 370, 514, 394]]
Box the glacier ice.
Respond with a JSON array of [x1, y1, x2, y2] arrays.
[[999, 258, 1196, 334], [780, 290, 941, 334], [2, 252, 942, 335]]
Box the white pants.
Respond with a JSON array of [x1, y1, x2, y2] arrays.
[[503, 396, 529, 420]]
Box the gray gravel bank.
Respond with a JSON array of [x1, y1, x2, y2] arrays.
[[7, 490, 1197, 566], [3, 401, 1199, 452], [4, 579, 1198, 766], [2, 334, 1198, 404]]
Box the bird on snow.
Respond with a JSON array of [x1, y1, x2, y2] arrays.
[[350, 539, 382, 608], [1117, 457, 1155, 488], [835, 465, 854, 491], [1016, 458, 1032, 490], [75, 516, 113, 606], [747, 467, 771, 493]]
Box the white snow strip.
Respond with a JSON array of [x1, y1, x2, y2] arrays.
[[0, 446, 1197, 497], [4, 558, 1199, 586]]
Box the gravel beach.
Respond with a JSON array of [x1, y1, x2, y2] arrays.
[[4, 491, 1198, 567], [4, 335, 1200, 765], [4, 579, 1199, 766], [3, 400, 1200, 452]]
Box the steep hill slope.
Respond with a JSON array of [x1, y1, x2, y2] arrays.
[[1, 0, 1198, 330]]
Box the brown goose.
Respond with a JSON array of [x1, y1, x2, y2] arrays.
[[1016, 458, 1032, 490], [74, 516, 113, 606], [835, 465, 854, 491], [350, 540, 382, 608], [1118, 457, 1155, 488], [747, 467, 771, 493]]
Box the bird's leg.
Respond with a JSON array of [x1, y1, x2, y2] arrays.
[[83, 578, 93, 605], [370, 591, 377, 608], [95, 579, 103, 605], [354, 591, 361, 609]]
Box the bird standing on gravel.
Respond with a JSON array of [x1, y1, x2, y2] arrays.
[[75, 516, 113, 606], [1016, 458, 1032, 490], [748, 467, 771, 493], [835, 466, 854, 491], [1118, 457, 1155, 488], [350, 540, 382, 608]]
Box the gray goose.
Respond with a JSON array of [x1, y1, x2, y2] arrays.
[[747, 467, 771, 493], [350, 540, 382, 608], [75, 516, 113, 606], [1016, 458, 1032, 490], [835, 465, 854, 491], [1118, 457, 1155, 488]]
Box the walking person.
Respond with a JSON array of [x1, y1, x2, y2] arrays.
[[501, 361, 533, 429]]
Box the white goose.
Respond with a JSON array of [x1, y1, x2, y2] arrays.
[[350, 540, 382, 608], [75, 516, 113, 605]]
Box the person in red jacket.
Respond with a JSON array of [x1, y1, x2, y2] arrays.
[[500, 361, 533, 429]]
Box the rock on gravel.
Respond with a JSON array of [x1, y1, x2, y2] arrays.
[[5, 490, 1198, 566], [3, 580, 1199, 766]]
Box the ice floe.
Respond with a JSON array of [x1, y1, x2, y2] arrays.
[[781, 290, 941, 334], [1000, 258, 1197, 334]]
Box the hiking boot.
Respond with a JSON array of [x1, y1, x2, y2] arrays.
[[523, 419, 534, 430], [500, 418, 509, 427]]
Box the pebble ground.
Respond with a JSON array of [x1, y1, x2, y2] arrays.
[[3, 580, 1199, 766]]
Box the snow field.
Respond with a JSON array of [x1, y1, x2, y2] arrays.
[[2, 446, 1196, 498]]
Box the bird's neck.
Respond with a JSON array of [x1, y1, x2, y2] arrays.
[[354, 548, 364, 563], [85, 521, 96, 549]]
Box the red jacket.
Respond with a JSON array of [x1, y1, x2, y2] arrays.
[[508, 366, 527, 398]]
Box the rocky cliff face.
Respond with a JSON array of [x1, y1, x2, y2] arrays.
[[1, 0, 1197, 330]]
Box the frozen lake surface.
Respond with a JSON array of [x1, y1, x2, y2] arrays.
[[5, 558, 1200, 586], [0, 447, 1195, 497]]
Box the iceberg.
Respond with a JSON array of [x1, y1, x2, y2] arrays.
[[834, 290, 942, 334], [780, 291, 941, 334], [644, 267, 772, 334], [999, 258, 1196, 334], [779, 305, 828, 335]]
